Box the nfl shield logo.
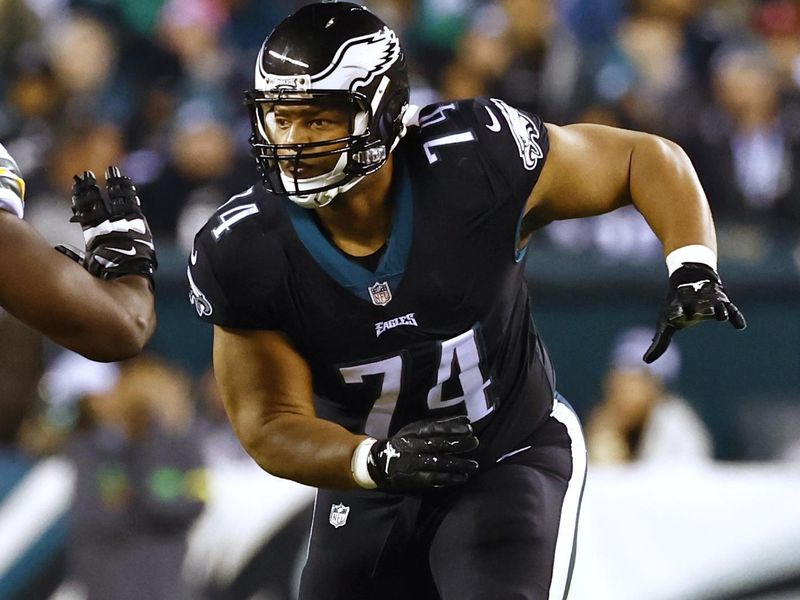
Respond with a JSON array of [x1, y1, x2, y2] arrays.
[[329, 503, 350, 528], [368, 281, 392, 306]]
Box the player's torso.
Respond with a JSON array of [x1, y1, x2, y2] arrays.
[[284, 152, 528, 430], [194, 99, 557, 459]]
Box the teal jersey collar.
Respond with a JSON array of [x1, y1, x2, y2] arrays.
[[286, 161, 413, 305]]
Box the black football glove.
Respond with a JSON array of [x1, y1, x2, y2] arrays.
[[56, 167, 156, 286], [366, 416, 479, 493], [643, 262, 746, 363]]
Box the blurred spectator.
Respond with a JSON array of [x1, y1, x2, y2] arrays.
[[493, 0, 586, 120], [114, 31, 183, 151], [588, 0, 708, 137], [442, 0, 586, 122], [46, 12, 124, 125], [686, 43, 800, 233], [136, 99, 255, 241], [439, 2, 512, 101], [157, 0, 233, 90], [23, 121, 126, 250], [39, 349, 118, 428], [0, 313, 43, 443], [63, 354, 205, 600], [0, 56, 64, 184], [0, 318, 65, 600], [586, 326, 714, 464], [408, 0, 478, 88], [751, 0, 800, 96], [0, 0, 42, 99]]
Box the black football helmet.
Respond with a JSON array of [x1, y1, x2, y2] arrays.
[[245, 2, 411, 208]]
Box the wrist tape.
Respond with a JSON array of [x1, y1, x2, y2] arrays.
[[665, 244, 717, 276], [351, 437, 378, 489]]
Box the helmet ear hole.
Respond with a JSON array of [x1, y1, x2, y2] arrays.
[[380, 89, 409, 143]]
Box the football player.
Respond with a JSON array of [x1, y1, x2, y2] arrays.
[[188, 3, 745, 598], [0, 143, 157, 361]]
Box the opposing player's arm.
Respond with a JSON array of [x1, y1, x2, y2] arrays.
[[0, 211, 155, 361], [213, 325, 367, 489], [524, 122, 715, 254]]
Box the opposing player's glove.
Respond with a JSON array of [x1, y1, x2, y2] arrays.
[[352, 416, 479, 493], [643, 262, 746, 363], [57, 167, 156, 286]]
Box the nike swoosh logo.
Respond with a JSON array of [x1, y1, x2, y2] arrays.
[[190, 250, 198, 265], [107, 246, 137, 256], [485, 106, 501, 132]]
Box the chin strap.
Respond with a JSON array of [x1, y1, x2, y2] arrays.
[[290, 175, 366, 209], [281, 152, 364, 209]]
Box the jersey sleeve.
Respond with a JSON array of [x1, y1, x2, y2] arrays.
[[187, 196, 287, 330], [0, 143, 25, 218], [466, 97, 550, 211]]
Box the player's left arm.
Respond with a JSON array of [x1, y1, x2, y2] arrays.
[[525, 123, 745, 362], [524, 123, 712, 247], [0, 157, 156, 361]]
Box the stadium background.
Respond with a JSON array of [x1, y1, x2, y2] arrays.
[[0, 0, 798, 598]]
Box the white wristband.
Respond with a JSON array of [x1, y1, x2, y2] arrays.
[[665, 245, 717, 276], [351, 437, 378, 489]]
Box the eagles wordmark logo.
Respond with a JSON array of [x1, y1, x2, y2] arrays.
[[375, 312, 418, 337]]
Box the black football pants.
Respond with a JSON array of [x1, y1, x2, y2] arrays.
[[299, 396, 586, 600]]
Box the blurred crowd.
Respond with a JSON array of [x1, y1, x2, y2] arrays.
[[2, 0, 800, 598], [0, 329, 277, 599], [1, 0, 800, 256]]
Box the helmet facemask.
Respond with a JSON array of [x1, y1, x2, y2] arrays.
[[246, 88, 389, 208], [247, 3, 411, 208]]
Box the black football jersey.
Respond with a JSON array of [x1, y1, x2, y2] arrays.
[[188, 97, 557, 463]]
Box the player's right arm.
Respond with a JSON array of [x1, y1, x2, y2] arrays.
[[213, 325, 365, 489], [0, 210, 154, 361], [213, 325, 479, 491]]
